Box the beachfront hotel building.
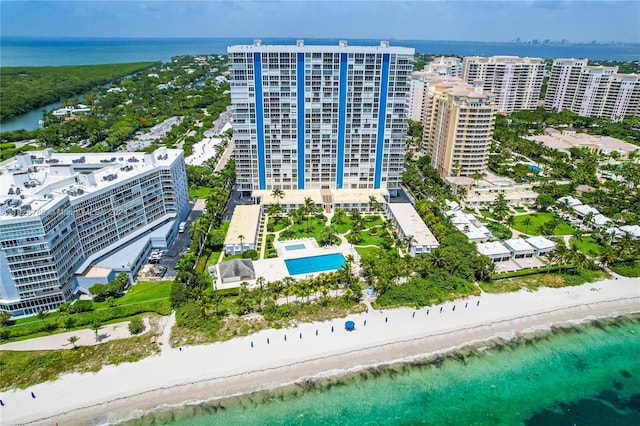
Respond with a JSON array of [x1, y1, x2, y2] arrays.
[[544, 59, 640, 121], [227, 40, 414, 197], [0, 148, 190, 317], [461, 56, 544, 114], [421, 76, 496, 178]]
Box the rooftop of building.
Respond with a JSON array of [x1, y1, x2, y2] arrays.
[[525, 236, 556, 250], [463, 55, 544, 63], [387, 203, 439, 247], [225, 204, 262, 245], [228, 40, 415, 55], [503, 238, 535, 252], [253, 188, 388, 206], [0, 148, 183, 222], [476, 241, 510, 256], [528, 130, 638, 154]]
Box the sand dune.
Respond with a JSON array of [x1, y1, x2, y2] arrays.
[[1, 276, 638, 425]]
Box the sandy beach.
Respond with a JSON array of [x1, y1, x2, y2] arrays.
[[1, 275, 639, 425]]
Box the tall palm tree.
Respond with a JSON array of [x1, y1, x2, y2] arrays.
[[504, 215, 515, 229], [304, 197, 315, 232], [522, 217, 532, 235], [334, 208, 346, 225], [238, 234, 245, 254], [271, 187, 285, 205]]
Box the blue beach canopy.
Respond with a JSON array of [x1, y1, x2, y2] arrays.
[[345, 320, 355, 331]]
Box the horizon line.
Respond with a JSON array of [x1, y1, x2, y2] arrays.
[[2, 35, 638, 45]]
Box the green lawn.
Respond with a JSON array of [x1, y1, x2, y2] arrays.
[[331, 216, 356, 234], [514, 207, 527, 213], [610, 261, 640, 277], [570, 236, 605, 257], [355, 246, 396, 260], [282, 215, 327, 243], [267, 216, 290, 232], [479, 209, 497, 220], [93, 280, 172, 310], [485, 221, 512, 240], [188, 186, 213, 199], [512, 212, 576, 236]]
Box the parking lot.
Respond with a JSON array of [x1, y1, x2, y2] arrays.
[[159, 199, 206, 279]]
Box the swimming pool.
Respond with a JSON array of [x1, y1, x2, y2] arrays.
[[526, 164, 541, 172], [285, 244, 306, 251], [285, 253, 346, 275]]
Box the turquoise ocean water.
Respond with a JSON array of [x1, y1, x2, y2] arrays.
[[122, 315, 640, 425]]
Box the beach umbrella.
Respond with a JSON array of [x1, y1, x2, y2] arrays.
[[345, 320, 355, 331]]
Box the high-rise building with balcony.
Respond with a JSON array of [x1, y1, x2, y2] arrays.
[[421, 76, 496, 178], [544, 59, 640, 121], [0, 148, 189, 317], [462, 56, 544, 114], [228, 40, 414, 196]]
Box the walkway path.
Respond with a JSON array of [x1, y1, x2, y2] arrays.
[[0, 318, 151, 352]]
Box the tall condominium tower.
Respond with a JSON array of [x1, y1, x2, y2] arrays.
[[425, 56, 462, 77], [0, 148, 189, 317], [544, 59, 640, 121], [462, 56, 544, 114], [422, 77, 496, 178], [228, 40, 414, 195], [408, 58, 462, 121]]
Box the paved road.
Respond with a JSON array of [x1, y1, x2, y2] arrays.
[[161, 200, 206, 278]]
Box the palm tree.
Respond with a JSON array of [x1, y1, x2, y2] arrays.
[[504, 215, 515, 229], [67, 335, 79, 349], [457, 187, 468, 205], [271, 187, 285, 205], [237, 234, 245, 254], [522, 217, 532, 235], [472, 171, 483, 184], [334, 208, 346, 225], [36, 309, 49, 326], [304, 197, 315, 232], [91, 321, 101, 341]]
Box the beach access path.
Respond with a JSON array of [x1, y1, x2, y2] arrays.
[[1, 276, 639, 425]]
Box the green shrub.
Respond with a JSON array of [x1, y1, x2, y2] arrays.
[[128, 317, 145, 335], [71, 300, 94, 313]]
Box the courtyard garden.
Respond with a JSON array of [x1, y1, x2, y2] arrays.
[[512, 212, 576, 236]]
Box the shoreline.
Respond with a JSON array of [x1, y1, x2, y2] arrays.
[[1, 277, 639, 425]]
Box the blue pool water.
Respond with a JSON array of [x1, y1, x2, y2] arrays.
[[527, 164, 542, 172], [285, 253, 346, 275], [285, 244, 306, 251]]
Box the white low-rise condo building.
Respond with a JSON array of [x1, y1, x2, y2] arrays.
[[224, 205, 262, 255], [385, 203, 439, 256], [503, 238, 535, 259], [525, 236, 556, 256], [476, 241, 511, 262], [0, 148, 190, 317]]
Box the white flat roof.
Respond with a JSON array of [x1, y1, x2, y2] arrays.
[[228, 41, 414, 55], [253, 189, 323, 205], [225, 205, 262, 245], [573, 204, 600, 216], [503, 238, 535, 252], [620, 225, 640, 238], [476, 241, 510, 256], [0, 148, 183, 222], [387, 203, 439, 247], [455, 223, 486, 240], [525, 236, 556, 250]]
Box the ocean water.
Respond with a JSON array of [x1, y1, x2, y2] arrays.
[[2, 37, 638, 67], [122, 315, 640, 425]]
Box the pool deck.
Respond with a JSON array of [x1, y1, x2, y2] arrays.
[[218, 238, 359, 290]]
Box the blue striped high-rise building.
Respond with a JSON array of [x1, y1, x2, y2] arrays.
[[228, 40, 414, 196]]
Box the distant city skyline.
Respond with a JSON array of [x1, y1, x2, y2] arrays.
[[1, 1, 638, 44]]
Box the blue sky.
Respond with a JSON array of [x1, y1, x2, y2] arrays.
[[1, 0, 638, 43]]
